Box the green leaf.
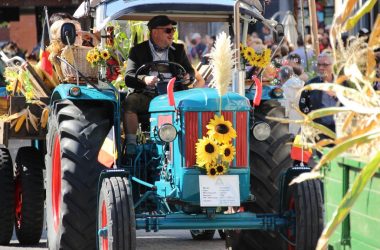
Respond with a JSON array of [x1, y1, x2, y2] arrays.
[[307, 107, 351, 121], [309, 122, 336, 139], [314, 128, 380, 171]]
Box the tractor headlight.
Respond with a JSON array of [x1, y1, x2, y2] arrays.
[[69, 86, 81, 97], [270, 87, 283, 98], [252, 122, 271, 141], [158, 123, 177, 142]]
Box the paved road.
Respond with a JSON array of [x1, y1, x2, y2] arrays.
[[3, 140, 226, 250], [1, 230, 225, 250]]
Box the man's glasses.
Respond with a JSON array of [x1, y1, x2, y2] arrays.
[[317, 63, 332, 67], [155, 27, 176, 34]]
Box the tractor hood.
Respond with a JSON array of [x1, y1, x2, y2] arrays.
[[149, 88, 251, 112]]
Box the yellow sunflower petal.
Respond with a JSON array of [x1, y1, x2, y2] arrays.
[[196, 136, 219, 166], [206, 115, 237, 144], [215, 163, 228, 175], [6, 84, 14, 92], [101, 49, 111, 60], [220, 143, 236, 163], [93, 53, 100, 62], [206, 164, 218, 176], [243, 47, 255, 62]]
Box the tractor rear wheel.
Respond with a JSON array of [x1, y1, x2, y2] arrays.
[[45, 101, 111, 250], [14, 146, 45, 245], [232, 100, 293, 250], [283, 179, 324, 249], [0, 148, 14, 245], [98, 176, 136, 250], [190, 230, 215, 240]]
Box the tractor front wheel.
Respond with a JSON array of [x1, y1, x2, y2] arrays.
[[0, 148, 14, 245], [98, 176, 136, 250], [14, 146, 45, 245], [283, 179, 324, 249]]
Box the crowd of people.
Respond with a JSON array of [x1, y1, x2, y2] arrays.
[[1, 13, 380, 142]]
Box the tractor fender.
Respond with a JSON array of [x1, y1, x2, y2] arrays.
[[50, 84, 119, 123], [50, 84, 117, 105], [245, 85, 284, 102]]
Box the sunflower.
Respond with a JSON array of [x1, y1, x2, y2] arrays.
[[206, 164, 218, 176], [6, 84, 13, 92], [243, 47, 255, 63], [196, 136, 219, 166], [100, 49, 110, 60], [220, 143, 236, 163], [239, 43, 246, 57], [215, 163, 228, 175], [86, 51, 94, 63], [92, 52, 100, 63], [206, 115, 237, 144]]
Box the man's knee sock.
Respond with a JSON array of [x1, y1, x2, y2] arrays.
[[126, 134, 137, 145]]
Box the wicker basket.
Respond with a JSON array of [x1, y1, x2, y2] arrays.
[[60, 46, 98, 80]]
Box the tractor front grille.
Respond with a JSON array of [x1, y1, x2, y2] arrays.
[[184, 111, 248, 168]]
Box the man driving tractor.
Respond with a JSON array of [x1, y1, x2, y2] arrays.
[[123, 15, 196, 154]]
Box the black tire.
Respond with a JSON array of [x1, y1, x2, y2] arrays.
[[232, 100, 293, 250], [190, 230, 215, 240], [0, 148, 14, 245], [45, 101, 112, 250], [14, 146, 45, 245], [283, 179, 324, 249], [98, 176, 136, 250]]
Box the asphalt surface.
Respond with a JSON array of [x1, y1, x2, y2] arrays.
[[1, 230, 225, 250], [2, 140, 226, 250]]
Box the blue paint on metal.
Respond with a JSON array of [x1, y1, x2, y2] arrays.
[[131, 176, 155, 189], [51, 84, 117, 103], [149, 88, 251, 112], [245, 85, 283, 101], [135, 212, 287, 231]]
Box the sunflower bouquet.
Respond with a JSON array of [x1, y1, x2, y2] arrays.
[[86, 46, 111, 67], [240, 44, 271, 69], [196, 115, 237, 176]]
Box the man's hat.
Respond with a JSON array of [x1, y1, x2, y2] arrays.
[[147, 15, 177, 30]]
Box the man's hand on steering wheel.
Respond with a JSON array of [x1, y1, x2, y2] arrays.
[[144, 75, 159, 86], [135, 60, 194, 94], [182, 73, 191, 85]]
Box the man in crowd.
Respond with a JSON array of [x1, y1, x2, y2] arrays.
[[290, 36, 315, 69], [299, 52, 336, 133], [123, 15, 195, 154]]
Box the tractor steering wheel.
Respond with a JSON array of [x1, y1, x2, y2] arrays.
[[135, 60, 192, 95]]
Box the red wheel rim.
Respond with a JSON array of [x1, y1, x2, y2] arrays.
[[52, 134, 61, 232], [14, 174, 22, 229], [101, 201, 108, 250], [287, 195, 295, 250]]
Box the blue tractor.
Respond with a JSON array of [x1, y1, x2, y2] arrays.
[[44, 1, 324, 249]]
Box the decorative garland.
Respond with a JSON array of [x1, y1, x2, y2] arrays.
[[196, 115, 237, 176]]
